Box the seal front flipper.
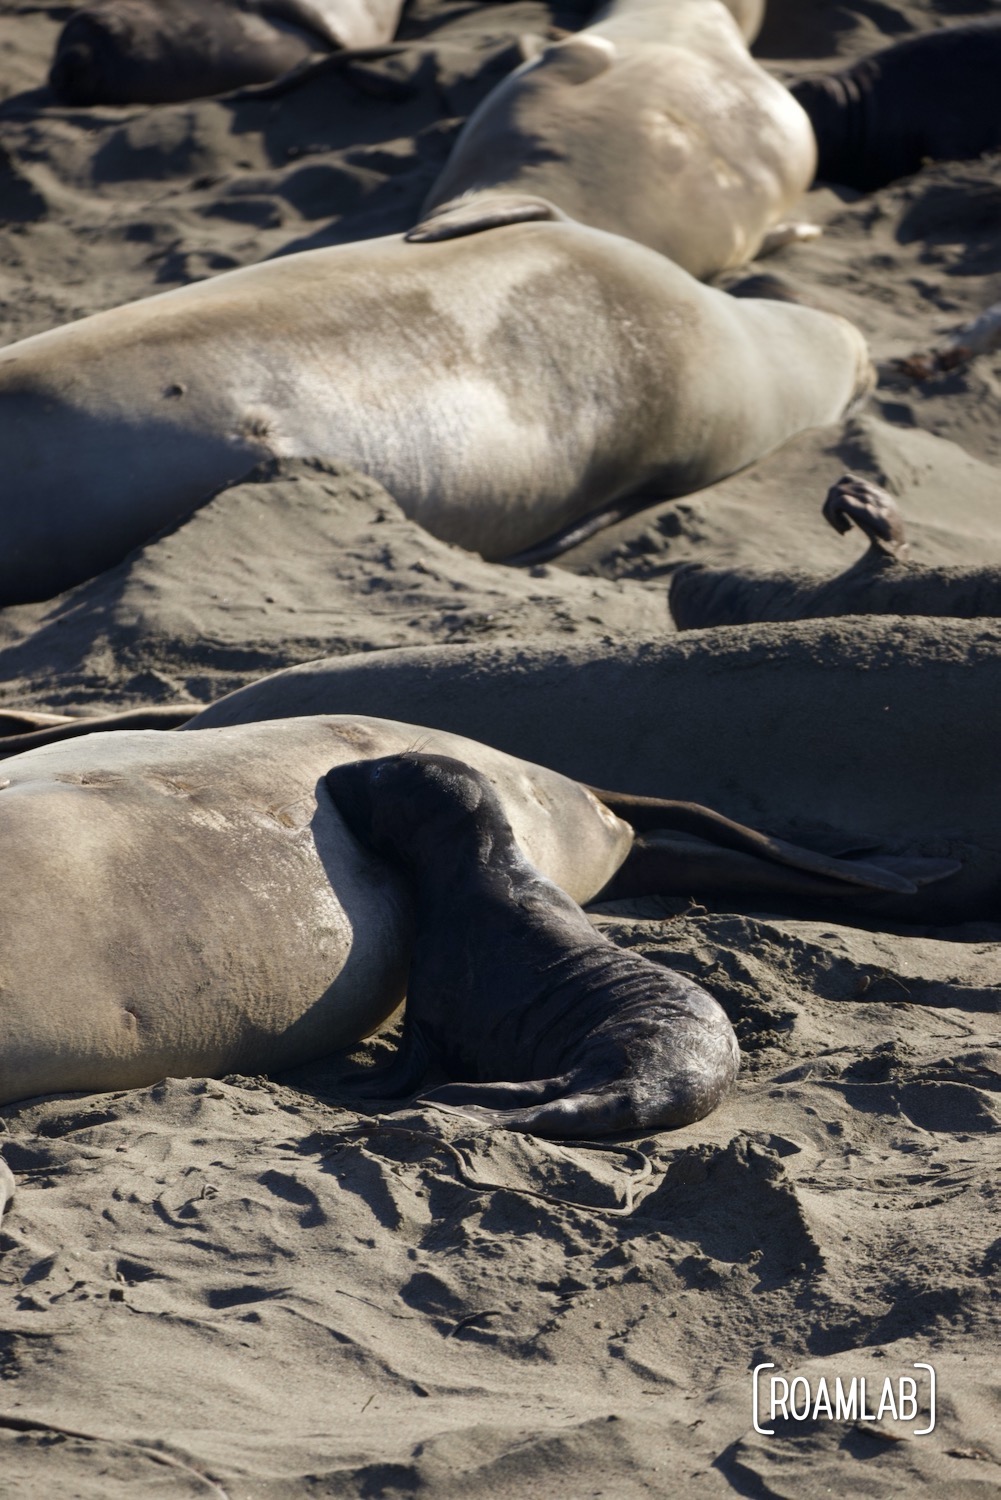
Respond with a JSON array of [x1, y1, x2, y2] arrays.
[[0, 1155, 14, 1231], [335, 1021, 433, 1101], [406, 195, 566, 244], [823, 473, 907, 558]]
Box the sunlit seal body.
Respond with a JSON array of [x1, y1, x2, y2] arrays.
[[50, 0, 405, 105], [410, 0, 816, 279], [670, 475, 1001, 628], [327, 752, 740, 1137], [0, 715, 634, 1108], [0, 220, 872, 604], [790, 19, 1001, 193]]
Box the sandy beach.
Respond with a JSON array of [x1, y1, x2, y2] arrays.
[[0, 0, 999, 1493]]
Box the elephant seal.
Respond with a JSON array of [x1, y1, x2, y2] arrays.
[[164, 619, 989, 917], [0, 714, 637, 1108], [326, 752, 740, 1137], [670, 475, 1001, 628], [49, 0, 405, 106], [0, 220, 872, 605], [409, 0, 817, 280], [790, 20, 1001, 193]]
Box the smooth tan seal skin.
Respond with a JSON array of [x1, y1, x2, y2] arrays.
[[326, 753, 741, 1138], [670, 476, 1001, 629], [49, 0, 405, 106], [0, 715, 634, 1108], [0, 220, 872, 604], [175, 618, 996, 919], [410, 0, 816, 279]]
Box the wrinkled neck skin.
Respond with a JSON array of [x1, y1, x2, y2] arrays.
[[790, 65, 874, 187]]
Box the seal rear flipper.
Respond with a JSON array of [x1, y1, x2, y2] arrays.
[[0, 705, 196, 759], [586, 791, 950, 896], [406, 195, 565, 244], [602, 832, 961, 904]]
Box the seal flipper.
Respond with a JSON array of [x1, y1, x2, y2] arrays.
[[406, 195, 566, 244], [603, 831, 960, 904], [586, 789, 958, 896], [0, 1155, 13, 1231], [0, 705, 196, 759], [337, 1020, 433, 1101]]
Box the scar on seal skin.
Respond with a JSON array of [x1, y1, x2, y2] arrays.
[[669, 474, 1001, 629], [325, 751, 741, 1137]]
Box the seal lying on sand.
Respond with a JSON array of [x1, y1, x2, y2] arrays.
[[410, 0, 816, 279], [0, 715, 635, 1107], [0, 711, 934, 1108], [669, 475, 1001, 628], [154, 620, 986, 918], [0, 221, 872, 604], [327, 752, 740, 1137], [50, 0, 405, 106], [790, 19, 1001, 192]]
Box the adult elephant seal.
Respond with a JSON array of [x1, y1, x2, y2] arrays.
[[670, 474, 1001, 628], [50, 0, 405, 106], [0, 220, 872, 604], [789, 19, 1001, 193], [326, 752, 740, 1137], [0, 714, 638, 1108], [409, 0, 817, 280]]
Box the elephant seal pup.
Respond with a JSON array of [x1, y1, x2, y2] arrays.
[[50, 0, 405, 106], [409, 0, 817, 280], [0, 220, 872, 604], [326, 752, 740, 1137], [669, 475, 1001, 628], [0, 715, 637, 1108], [790, 20, 1001, 193]]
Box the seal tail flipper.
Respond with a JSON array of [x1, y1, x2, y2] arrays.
[[406, 195, 564, 244], [601, 832, 960, 904], [0, 705, 196, 759], [585, 790, 959, 896]]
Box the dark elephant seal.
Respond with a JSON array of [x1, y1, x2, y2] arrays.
[[326, 751, 740, 1136], [410, 0, 816, 279], [670, 474, 1001, 628], [50, 0, 405, 106], [0, 221, 872, 605], [0, 714, 639, 1108], [790, 20, 1001, 193]]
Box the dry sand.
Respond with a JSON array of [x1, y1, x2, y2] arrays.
[[0, 0, 999, 1494]]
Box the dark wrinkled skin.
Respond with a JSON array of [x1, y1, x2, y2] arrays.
[[326, 752, 741, 1138], [790, 19, 1001, 193], [49, 0, 323, 105]]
